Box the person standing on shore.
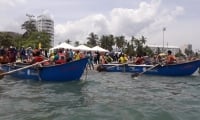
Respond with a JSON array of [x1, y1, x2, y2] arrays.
[[87, 51, 94, 70]]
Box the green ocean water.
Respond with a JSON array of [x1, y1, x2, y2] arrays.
[[0, 71, 200, 120]]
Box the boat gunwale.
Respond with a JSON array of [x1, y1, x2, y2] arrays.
[[103, 59, 200, 67], [2, 58, 88, 68]]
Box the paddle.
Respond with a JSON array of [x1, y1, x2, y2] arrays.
[[0, 59, 49, 79], [131, 64, 160, 78]]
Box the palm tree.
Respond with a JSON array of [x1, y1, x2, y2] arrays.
[[133, 35, 148, 56], [65, 39, 72, 44], [99, 35, 114, 51], [133, 38, 143, 55], [99, 35, 107, 49], [74, 41, 80, 47], [140, 35, 147, 45], [115, 35, 125, 51], [87, 32, 98, 47], [131, 36, 135, 47]]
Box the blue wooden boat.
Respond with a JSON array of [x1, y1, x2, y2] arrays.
[[97, 59, 200, 76], [0, 58, 88, 81]]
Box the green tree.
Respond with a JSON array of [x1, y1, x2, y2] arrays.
[[37, 32, 51, 48], [87, 32, 98, 47], [99, 35, 114, 51], [21, 31, 51, 49], [143, 46, 154, 56], [74, 41, 80, 47], [21, 19, 37, 38], [108, 34, 115, 50], [130, 36, 135, 49], [0, 32, 14, 47], [14, 35, 23, 49], [65, 39, 72, 44], [115, 36, 125, 50], [134, 36, 147, 56], [124, 42, 134, 56], [140, 35, 147, 45], [21, 15, 51, 49], [99, 35, 108, 49], [0, 32, 24, 49]]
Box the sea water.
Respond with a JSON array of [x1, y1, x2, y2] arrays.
[[0, 71, 200, 120]]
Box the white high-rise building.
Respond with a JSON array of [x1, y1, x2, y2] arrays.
[[36, 15, 54, 46], [181, 44, 193, 54]]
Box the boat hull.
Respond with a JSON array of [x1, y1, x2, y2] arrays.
[[99, 60, 200, 76], [0, 58, 88, 81]]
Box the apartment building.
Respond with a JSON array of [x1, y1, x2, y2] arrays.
[[36, 14, 54, 46]]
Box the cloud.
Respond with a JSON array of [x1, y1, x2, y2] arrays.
[[54, 0, 184, 46], [0, 0, 27, 31], [55, 14, 109, 44], [0, 0, 26, 9], [0, 0, 187, 48], [41, 9, 54, 20], [139, 5, 184, 45], [109, 0, 160, 36]]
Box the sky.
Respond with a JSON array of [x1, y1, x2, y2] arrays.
[[0, 0, 200, 50]]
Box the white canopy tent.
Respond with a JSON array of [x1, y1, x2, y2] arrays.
[[91, 46, 109, 52], [50, 42, 75, 50], [74, 45, 92, 51]]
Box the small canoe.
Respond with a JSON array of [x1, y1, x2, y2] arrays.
[[0, 58, 88, 81], [97, 59, 200, 76]]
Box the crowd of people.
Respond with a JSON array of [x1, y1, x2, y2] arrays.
[[133, 50, 177, 65], [93, 50, 178, 66], [0, 46, 48, 64], [0, 45, 192, 70]]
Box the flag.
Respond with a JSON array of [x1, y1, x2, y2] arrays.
[[163, 27, 166, 31], [38, 42, 42, 49]]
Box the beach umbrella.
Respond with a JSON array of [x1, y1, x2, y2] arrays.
[[74, 45, 92, 51], [91, 46, 109, 52], [50, 43, 75, 50]]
